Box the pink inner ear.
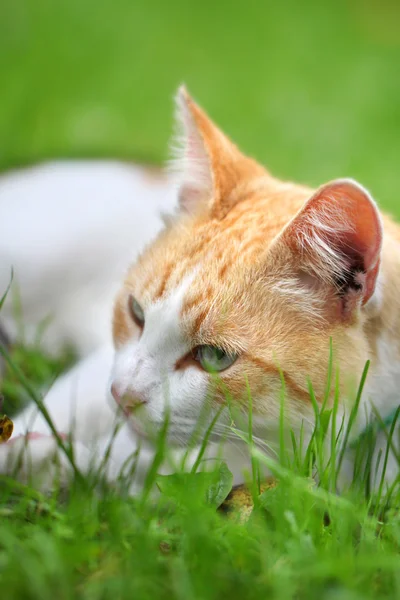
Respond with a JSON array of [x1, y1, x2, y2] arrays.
[[285, 179, 383, 306], [186, 134, 199, 160], [313, 181, 382, 272], [316, 182, 382, 305]]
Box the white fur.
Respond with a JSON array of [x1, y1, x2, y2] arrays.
[[5, 345, 159, 492], [0, 160, 183, 490], [363, 331, 400, 430], [168, 87, 214, 214], [0, 160, 177, 354], [111, 276, 213, 444]]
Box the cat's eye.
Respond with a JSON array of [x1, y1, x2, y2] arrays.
[[129, 295, 145, 327], [192, 345, 238, 372]]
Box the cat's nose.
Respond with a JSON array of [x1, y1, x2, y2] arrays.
[[110, 382, 147, 411]]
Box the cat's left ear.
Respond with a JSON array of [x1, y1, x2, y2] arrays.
[[169, 86, 265, 219], [278, 178, 383, 309]]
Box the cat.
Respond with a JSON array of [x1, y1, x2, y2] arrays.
[[2, 87, 400, 493]]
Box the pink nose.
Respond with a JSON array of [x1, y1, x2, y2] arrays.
[[110, 383, 147, 410]]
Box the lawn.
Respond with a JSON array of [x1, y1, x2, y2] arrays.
[[2, 343, 400, 600], [1, 1, 400, 598], [1, 1, 400, 213]]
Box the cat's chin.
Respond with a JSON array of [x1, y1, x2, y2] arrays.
[[127, 416, 149, 440], [126, 415, 200, 449]]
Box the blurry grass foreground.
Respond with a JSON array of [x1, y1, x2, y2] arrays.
[[1, 325, 400, 598]]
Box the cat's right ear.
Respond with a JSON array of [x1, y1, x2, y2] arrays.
[[274, 178, 383, 319], [169, 86, 265, 219]]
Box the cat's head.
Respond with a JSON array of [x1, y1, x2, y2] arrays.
[[110, 87, 382, 445]]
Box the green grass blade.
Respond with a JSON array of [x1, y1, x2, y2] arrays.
[[0, 344, 84, 484]]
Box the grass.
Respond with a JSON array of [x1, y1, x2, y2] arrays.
[[1, 333, 400, 599], [1, 474, 399, 600], [1, 1, 400, 214]]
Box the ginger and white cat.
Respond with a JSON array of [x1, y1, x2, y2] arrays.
[[2, 88, 400, 492]]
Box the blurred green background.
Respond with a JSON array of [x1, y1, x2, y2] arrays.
[[1, 0, 399, 211]]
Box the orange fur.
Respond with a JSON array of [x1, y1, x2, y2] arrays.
[[113, 89, 400, 424]]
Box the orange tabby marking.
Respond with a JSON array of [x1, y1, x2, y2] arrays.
[[112, 87, 400, 432]]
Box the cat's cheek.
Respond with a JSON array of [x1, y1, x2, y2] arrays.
[[144, 371, 211, 442]]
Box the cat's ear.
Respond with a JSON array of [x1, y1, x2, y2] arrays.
[[279, 179, 383, 311], [169, 86, 265, 219]]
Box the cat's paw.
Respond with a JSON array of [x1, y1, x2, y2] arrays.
[[0, 433, 92, 491]]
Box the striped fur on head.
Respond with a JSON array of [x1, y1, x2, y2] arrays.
[[111, 88, 383, 445]]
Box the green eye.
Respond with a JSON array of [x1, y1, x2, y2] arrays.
[[129, 295, 145, 326], [193, 345, 238, 372]]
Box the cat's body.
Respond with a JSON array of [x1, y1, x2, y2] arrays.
[[2, 89, 400, 492], [0, 160, 176, 354]]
